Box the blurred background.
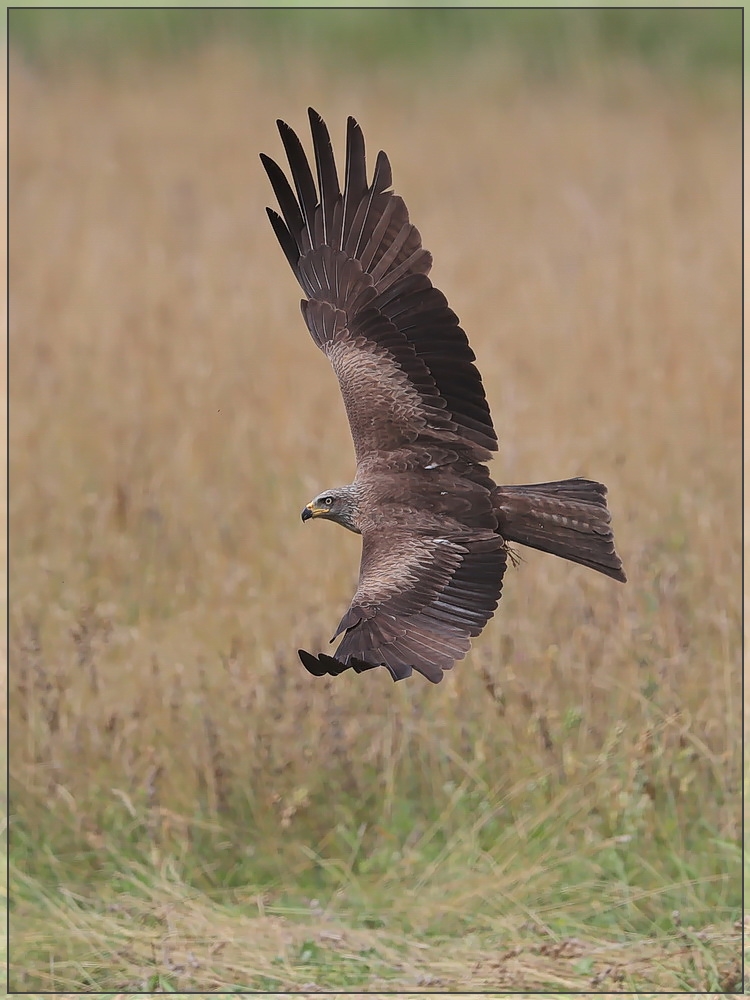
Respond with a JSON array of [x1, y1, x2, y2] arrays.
[[8, 8, 742, 992]]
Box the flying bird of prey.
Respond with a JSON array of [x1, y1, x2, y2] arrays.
[[261, 109, 625, 684]]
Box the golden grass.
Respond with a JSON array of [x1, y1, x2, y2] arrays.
[[9, 46, 741, 991]]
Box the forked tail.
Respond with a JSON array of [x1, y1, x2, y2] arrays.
[[493, 478, 626, 582]]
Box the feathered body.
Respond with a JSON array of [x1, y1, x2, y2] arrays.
[[262, 110, 625, 684]]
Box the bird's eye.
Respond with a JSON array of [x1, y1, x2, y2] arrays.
[[324, 496, 333, 506]]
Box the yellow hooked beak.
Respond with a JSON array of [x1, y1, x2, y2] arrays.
[[301, 502, 319, 522]]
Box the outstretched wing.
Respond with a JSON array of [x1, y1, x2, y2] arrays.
[[299, 528, 507, 684], [261, 108, 497, 465]]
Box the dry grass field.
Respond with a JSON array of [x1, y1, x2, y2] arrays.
[[9, 36, 741, 993]]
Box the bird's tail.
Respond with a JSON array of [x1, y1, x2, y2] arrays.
[[493, 478, 626, 582]]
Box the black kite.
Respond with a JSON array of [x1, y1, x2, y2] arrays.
[[261, 109, 625, 684]]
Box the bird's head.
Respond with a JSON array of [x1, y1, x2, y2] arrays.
[[301, 486, 361, 533]]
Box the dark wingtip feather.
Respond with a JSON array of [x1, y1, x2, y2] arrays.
[[372, 149, 392, 193], [258, 151, 277, 179], [277, 118, 318, 249], [298, 649, 328, 676], [308, 107, 341, 247], [265, 207, 300, 272], [260, 152, 305, 241], [343, 116, 368, 242], [299, 648, 355, 677]]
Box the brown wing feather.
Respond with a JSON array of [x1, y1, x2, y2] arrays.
[[260, 108, 497, 463], [299, 531, 506, 684]]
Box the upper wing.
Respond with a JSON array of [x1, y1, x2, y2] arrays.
[[261, 109, 497, 465], [298, 527, 507, 684]]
